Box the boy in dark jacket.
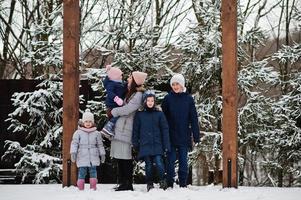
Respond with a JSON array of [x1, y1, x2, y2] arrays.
[[100, 65, 127, 139], [161, 74, 200, 188], [132, 90, 170, 191]]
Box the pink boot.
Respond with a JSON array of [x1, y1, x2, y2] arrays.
[[90, 178, 97, 190], [77, 179, 85, 190]]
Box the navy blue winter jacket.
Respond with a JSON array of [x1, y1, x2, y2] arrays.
[[161, 91, 200, 148], [132, 107, 171, 159], [103, 76, 127, 108]]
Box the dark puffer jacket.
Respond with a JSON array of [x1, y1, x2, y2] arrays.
[[132, 107, 170, 159], [161, 91, 200, 148], [103, 76, 127, 108]]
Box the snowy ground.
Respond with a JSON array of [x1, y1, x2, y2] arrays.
[[1, 184, 300, 200]]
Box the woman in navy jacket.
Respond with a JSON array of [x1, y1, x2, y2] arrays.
[[161, 74, 200, 188], [132, 90, 170, 191]]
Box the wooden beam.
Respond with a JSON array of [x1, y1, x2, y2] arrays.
[[221, 0, 238, 188], [62, 0, 80, 187]]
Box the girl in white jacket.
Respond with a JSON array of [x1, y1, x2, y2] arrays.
[[70, 109, 106, 190]]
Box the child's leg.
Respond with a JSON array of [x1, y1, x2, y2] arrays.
[[177, 146, 189, 187], [144, 156, 154, 191], [144, 156, 153, 183], [166, 146, 177, 188], [88, 166, 97, 190], [77, 167, 87, 190], [101, 116, 119, 139], [153, 155, 165, 179], [153, 155, 167, 190], [110, 116, 118, 124]]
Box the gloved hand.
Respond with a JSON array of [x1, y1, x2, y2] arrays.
[[100, 155, 106, 163], [70, 153, 77, 163], [114, 96, 123, 106]]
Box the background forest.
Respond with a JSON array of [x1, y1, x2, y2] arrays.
[[0, 0, 300, 186]]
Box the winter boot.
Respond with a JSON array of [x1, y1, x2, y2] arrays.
[[115, 182, 126, 191], [159, 179, 168, 190], [147, 182, 154, 192], [100, 121, 115, 140], [125, 180, 134, 191], [77, 179, 85, 190], [89, 178, 97, 190], [115, 180, 133, 191], [167, 181, 174, 189]]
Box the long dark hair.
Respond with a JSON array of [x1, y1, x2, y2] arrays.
[[125, 77, 138, 102]]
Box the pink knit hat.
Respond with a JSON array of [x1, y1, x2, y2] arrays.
[[107, 66, 123, 81], [132, 71, 147, 86]]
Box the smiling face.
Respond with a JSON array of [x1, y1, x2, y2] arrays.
[[83, 120, 93, 128], [146, 96, 155, 108], [171, 82, 183, 93]]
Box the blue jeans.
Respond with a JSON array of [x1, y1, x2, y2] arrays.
[[78, 166, 97, 179], [144, 155, 165, 183], [166, 146, 188, 187], [110, 116, 118, 124]]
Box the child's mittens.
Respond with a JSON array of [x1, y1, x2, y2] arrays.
[[71, 153, 77, 162], [114, 96, 123, 106], [100, 155, 106, 163]]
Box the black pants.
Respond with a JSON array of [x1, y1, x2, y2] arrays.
[[117, 159, 133, 184]]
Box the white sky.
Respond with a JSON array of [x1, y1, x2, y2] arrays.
[[1, 184, 301, 200], [239, 0, 300, 35], [1, 0, 300, 54]]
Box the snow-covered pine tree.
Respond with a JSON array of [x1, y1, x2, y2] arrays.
[[176, 0, 301, 187], [258, 43, 301, 186], [22, 1, 63, 78], [79, 0, 190, 90], [3, 78, 63, 183], [2, 77, 91, 183]]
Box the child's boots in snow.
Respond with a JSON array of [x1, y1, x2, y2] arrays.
[[77, 179, 85, 190], [90, 178, 97, 190]]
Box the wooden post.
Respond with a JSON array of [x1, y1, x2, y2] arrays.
[[62, 0, 80, 187], [221, 0, 238, 188]]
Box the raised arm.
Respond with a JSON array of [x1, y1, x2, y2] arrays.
[[111, 92, 142, 117]]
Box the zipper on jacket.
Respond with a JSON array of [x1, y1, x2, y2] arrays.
[[122, 118, 127, 131]]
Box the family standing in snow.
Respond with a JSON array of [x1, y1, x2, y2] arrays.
[[70, 68, 200, 192]]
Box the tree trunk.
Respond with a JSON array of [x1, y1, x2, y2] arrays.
[[277, 168, 283, 187], [1, 0, 16, 78]]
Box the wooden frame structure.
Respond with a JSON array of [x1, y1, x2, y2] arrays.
[[62, 0, 80, 187], [62, 0, 238, 188], [221, 0, 238, 187]]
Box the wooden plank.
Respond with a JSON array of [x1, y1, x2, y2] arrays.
[[62, 0, 80, 187], [221, 0, 238, 188]]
